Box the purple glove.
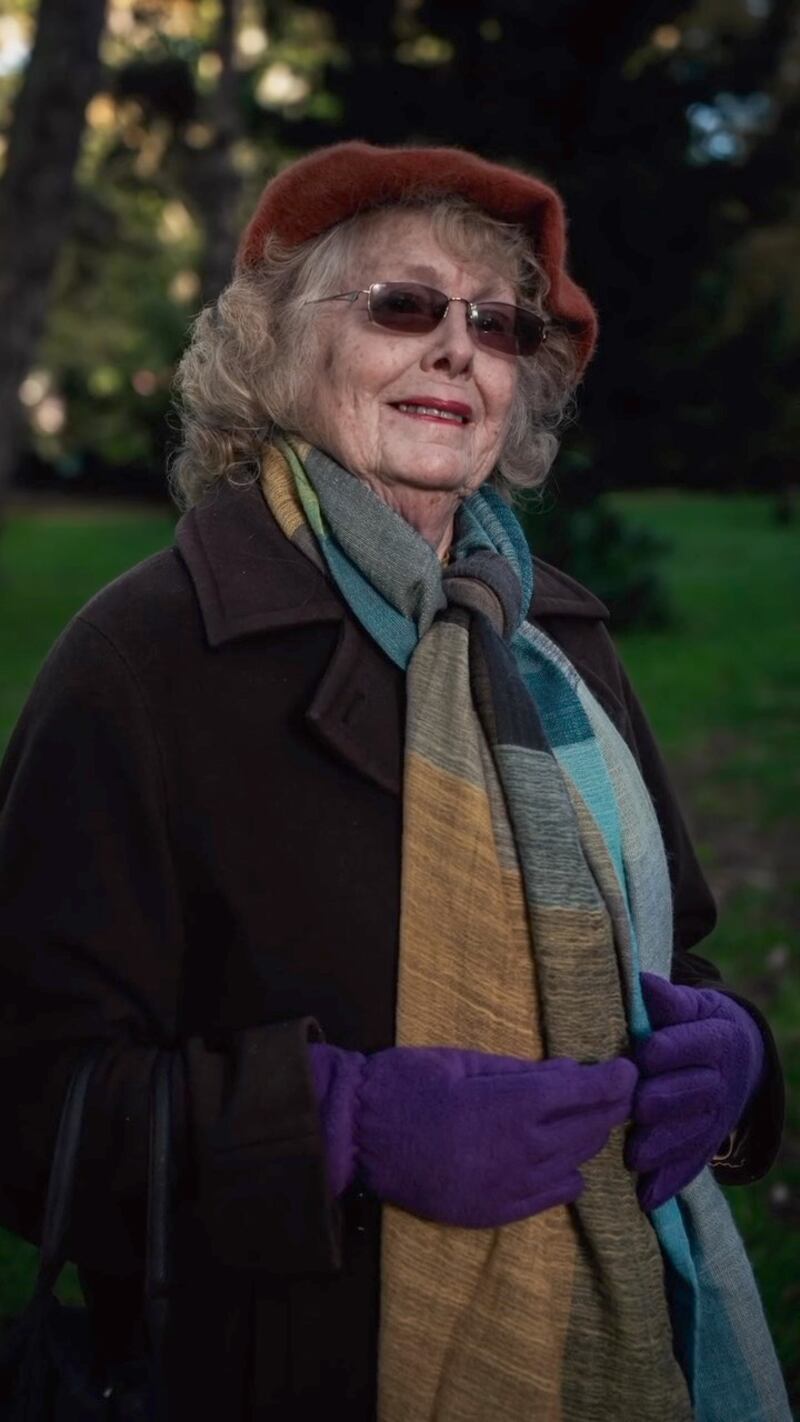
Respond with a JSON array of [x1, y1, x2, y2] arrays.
[[625, 972, 766, 1211], [310, 1042, 637, 1228]]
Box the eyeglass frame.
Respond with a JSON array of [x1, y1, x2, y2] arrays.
[[304, 282, 550, 357]]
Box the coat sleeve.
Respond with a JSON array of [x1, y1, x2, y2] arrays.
[[0, 615, 339, 1279], [609, 633, 785, 1187]]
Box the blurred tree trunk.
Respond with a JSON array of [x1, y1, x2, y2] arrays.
[[0, 0, 108, 510], [180, 0, 244, 304]]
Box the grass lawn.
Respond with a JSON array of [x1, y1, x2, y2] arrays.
[[613, 492, 800, 1408], [0, 491, 798, 1406], [0, 502, 176, 747]]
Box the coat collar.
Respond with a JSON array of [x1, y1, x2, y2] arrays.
[[175, 479, 608, 797], [175, 477, 609, 648], [175, 479, 342, 647]]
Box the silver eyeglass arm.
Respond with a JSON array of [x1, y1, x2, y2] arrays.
[[303, 291, 365, 307]]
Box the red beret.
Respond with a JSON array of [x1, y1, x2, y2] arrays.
[[236, 141, 598, 373]]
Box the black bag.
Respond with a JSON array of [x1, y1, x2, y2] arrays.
[[0, 1044, 173, 1420]]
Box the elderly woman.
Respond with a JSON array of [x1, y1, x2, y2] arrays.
[[0, 142, 789, 1421]]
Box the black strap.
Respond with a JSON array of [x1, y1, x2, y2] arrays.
[[34, 1041, 106, 1301], [31, 1044, 173, 1330], [144, 1049, 173, 1364]]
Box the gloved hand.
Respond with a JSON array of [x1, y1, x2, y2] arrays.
[[310, 1042, 637, 1228], [625, 972, 766, 1211]]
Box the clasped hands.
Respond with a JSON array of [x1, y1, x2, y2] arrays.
[[309, 974, 765, 1227]]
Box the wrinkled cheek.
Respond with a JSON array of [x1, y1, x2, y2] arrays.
[[470, 426, 504, 484], [334, 402, 383, 473], [490, 415, 513, 467]]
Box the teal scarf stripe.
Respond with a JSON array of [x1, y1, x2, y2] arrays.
[[514, 629, 618, 819], [285, 440, 790, 1422], [457, 483, 535, 612], [680, 1177, 787, 1422]]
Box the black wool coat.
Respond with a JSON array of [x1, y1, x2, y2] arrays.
[[0, 479, 784, 1421]]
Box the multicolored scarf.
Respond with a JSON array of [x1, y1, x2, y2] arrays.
[[261, 435, 789, 1422]]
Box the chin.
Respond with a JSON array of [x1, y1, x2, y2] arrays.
[[392, 472, 470, 494]]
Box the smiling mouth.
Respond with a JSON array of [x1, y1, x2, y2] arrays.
[[391, 402, 471, 425]]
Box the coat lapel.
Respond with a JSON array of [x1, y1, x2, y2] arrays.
[[175, 480, 404, 796]]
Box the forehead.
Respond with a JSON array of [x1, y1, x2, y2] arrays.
[[349, 209, 517, 299]]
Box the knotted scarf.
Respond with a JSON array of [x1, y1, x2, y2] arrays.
[[261, 436, 790, 1422]]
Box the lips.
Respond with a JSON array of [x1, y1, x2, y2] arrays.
[[391, 397, 473, 424]]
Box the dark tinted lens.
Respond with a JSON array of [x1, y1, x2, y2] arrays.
[[369, 283, 447, 333], [470, 303, 517, 354], [471, 303, 545, 356]]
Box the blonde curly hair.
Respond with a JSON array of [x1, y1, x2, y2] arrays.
[[169, 195, 582, 509]]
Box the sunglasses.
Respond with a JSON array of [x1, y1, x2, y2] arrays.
[[306, 281, 549, 357]]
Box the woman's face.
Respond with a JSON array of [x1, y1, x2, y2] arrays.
[[297, 212, 519, 504]]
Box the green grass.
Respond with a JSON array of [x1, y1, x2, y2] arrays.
[[0, 505, 175, 745], [610, 493, 800, 822], [613, 492, 800, 1404], [0, 492, 798, 1407]]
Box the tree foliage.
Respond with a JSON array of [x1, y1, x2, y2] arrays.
[[0, 0, 798, 610], [0, 0, 107, 501]]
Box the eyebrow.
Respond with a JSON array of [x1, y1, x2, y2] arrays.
[[392, 263, 512, 301]]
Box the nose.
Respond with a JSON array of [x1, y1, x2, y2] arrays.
[[419, 298, 474, 378]]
